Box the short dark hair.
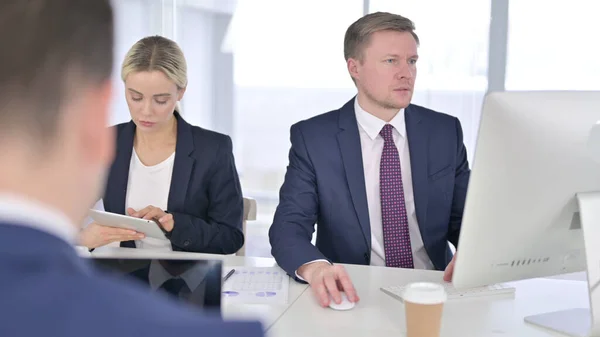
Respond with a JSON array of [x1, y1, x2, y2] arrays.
[[344, 12, 419, 62], [0, 0, 114, 143]]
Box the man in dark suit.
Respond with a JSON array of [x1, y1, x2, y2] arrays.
[[269, 12, 470, 307], [0, 1, 262, 336]]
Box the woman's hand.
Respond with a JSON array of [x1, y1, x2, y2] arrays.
[[127, 206, 174, 232], [79, 222, 145, 249]]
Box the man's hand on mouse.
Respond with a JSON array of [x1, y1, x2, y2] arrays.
[[443, 252, 457, 282], [298, 261, 359, 307]]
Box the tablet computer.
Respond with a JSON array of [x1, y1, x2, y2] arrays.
[[88, 209, 167, 240]]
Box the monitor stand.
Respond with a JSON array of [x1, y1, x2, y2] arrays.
[[524, 192, 600, 337]]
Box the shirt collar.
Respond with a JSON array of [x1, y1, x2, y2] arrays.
[[354, 97, 405, 140], [0, 193, 77, 244]]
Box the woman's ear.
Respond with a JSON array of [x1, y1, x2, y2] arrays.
[[177, 87, 186, 101]]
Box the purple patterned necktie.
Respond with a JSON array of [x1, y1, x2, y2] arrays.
[[380, 124, 414, 268]]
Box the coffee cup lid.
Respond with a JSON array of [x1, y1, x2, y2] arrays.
[[402, 282, 447, 305]]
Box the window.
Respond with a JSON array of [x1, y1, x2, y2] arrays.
[[231, 0, 363, 197], [505, 0, 600, 90]]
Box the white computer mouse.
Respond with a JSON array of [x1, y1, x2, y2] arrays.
[[328, 292, 355, 311]]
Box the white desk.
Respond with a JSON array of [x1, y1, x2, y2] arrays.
[[269, 263, 590, 337], [84, 248, 590, 337]]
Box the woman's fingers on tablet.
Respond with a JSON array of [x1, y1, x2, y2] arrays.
[[132, 205, 155, 218]]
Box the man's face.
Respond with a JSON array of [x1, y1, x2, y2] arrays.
[[350, 30, 418, 110]]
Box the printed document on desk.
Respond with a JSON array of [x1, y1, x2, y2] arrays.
[[221, 267, 289, 304]]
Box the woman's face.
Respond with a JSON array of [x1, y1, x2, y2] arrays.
[[124, 70, 185, 132]]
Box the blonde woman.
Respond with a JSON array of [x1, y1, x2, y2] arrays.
[[79, 36, 244, 254]]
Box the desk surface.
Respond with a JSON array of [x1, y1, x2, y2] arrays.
[[268, 263, 589, 337], [86, 248, 589, 337]]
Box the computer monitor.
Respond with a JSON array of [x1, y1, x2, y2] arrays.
[[91, 257, 223, 314], [452, 91, 600, 336]]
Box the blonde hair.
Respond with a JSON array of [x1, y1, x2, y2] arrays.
[[121, 35, 187, 112], [344, 12, 419, 62]]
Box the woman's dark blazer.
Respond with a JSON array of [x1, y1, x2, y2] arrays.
[[102, 112, 244, 254]]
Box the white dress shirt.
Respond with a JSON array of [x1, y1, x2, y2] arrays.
[[354, 98, 433, 270], [125, 148, 175, 250], [0, 193, 77, 245]]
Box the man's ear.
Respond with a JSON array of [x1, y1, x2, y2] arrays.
[[80, 80, 115, 167], [347, 58, 360, 82]]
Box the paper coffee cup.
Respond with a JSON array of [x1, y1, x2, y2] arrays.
[[403, 282, 447, 337]]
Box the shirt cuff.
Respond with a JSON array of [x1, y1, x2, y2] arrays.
[[295, 259, 331, 282]]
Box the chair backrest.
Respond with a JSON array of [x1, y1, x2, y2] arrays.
[[237, 197, 257, 256]]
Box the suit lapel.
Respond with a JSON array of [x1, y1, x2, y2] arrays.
[[405, 105, 429, 228], [104, 121, 135, 215], [167, 113, 195, 211], [336, 99, 371, 250]]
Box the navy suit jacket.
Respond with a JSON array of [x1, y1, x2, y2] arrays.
[[0, 223, 263, 337], [103, 112, 244, 254], [269, 98, 470, 277]]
